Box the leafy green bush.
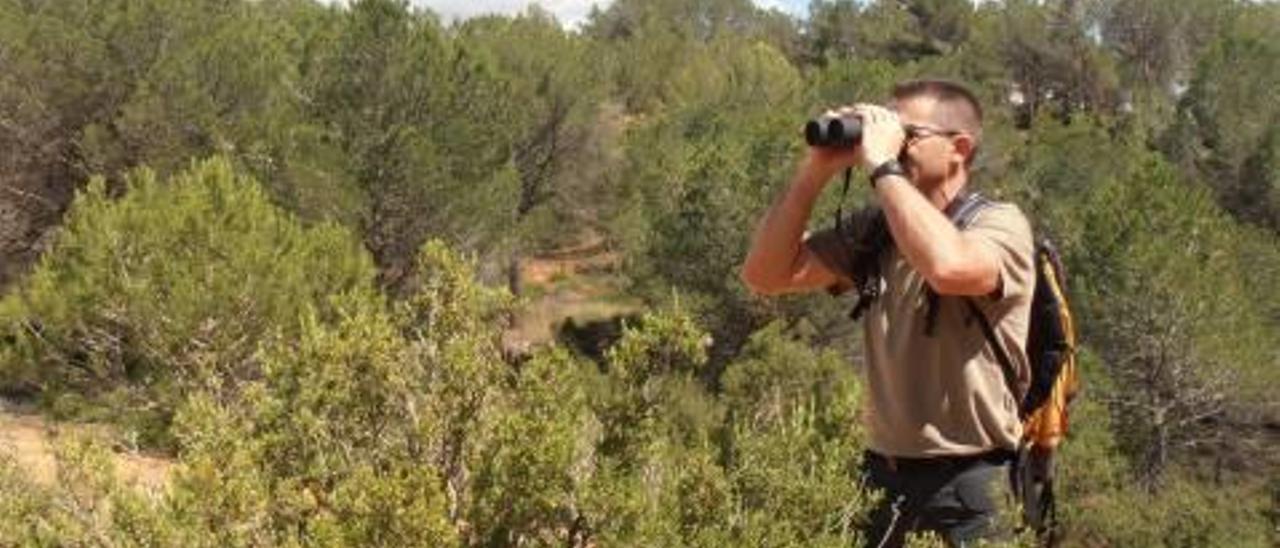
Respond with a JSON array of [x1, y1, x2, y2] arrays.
[[1063, 471, 1273, 547], [1069, 154, 1273, 482], [0, 239, 512, 545], [721, 322, 870, 547], [582, 314, 876, 547], [0, 293, 461, 546], [0, 435, 181, 546], [468, 347, 597, 546], [0, 157, 377, 445], [593, 308, 718, 458], [168, 292, 457, 546]]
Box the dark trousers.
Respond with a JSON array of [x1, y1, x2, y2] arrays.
[[860, 450, 1013, 548]]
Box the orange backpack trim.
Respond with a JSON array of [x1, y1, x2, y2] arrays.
[[1021, 250, 1080, 450]]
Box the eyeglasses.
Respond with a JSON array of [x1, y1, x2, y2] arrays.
[[903, 123, 966, 144]]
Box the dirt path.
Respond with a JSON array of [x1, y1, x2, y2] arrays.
[[0, 400, 172, 492]]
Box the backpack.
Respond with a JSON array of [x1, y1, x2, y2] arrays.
[[843, 192, 1080, 538], [948, 194, 1080, 540]]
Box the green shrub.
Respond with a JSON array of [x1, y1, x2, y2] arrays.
[[468, 347, 596, 546], [721, 322, 870, 547], [576, 308, 730, 545], [594, 308, 719, 459], [161, 239, 509, 546], [0, 435, 184, 546], [0, 157, 377, 446], [1062, 473, 1272, 547], [582, 315, 876, 547], [0, 282, 889, 546], [168, 291, 457, 547]]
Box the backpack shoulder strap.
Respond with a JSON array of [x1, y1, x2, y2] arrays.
[[947, 192, 992, 229], [964, 297, 1024, 418], [946, 193, 1024, 412]]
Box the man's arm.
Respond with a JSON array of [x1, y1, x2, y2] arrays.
[[740, 149, 856, 296], [852, 103, 1001, 297], [875, 177, 1001, 296]]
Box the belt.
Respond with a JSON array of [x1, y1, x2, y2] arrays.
[[868, 449, 1013, 474]]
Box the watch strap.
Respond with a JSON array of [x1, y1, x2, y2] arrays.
[[869, 159, 907, 188]]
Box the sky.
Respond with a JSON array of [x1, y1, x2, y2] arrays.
[[416, 0, 812, 28]]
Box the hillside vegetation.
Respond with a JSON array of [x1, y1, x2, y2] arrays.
[[0, 0, 1276, 545]]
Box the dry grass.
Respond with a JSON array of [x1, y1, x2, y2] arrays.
[[0, 400, 171, 492]]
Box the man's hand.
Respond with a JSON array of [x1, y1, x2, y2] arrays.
[[802, 106, 863, 179], [739, 116, 867, 297], [803, 145, 860, 182], [853, 104, 906, 169]]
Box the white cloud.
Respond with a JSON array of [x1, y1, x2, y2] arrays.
[[349, 0, 998, 26], [415, 0, 811, 27], [415, 0, 612, 27], [753, 0, 804, 16]]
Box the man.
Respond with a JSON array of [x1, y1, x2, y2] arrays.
[[740, 79, 1035, 547]]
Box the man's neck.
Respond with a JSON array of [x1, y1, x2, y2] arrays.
[[921, 172, 969, 211]]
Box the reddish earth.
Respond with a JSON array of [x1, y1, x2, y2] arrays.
[[505, 235, 641, 352]]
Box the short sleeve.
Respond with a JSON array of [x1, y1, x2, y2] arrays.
[[803, 206, 880, 296], [966, 203, 1035, 305]]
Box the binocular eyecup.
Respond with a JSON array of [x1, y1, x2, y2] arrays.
[[805, 114, 863, 148]]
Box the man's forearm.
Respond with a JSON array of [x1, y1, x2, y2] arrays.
[[741, 163, 831, 286], [873, 174, 1002, 297]]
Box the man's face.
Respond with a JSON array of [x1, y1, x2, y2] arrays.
[[893, 96, 965, 189]]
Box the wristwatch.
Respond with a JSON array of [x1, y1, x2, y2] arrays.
[[869, 159, 908, 188]]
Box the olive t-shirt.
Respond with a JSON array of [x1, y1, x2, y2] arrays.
[[805, 202, 1035, 457]]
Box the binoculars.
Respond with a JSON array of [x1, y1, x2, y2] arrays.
[[804, 114, 862, 148]]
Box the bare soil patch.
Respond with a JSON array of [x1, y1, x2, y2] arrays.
[[0, 400, 171, 493], [505, 235, 642, 352]]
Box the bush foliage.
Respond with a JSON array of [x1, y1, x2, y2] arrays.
[[0, 157, 377, 445], [1, 0, 1277, 545]]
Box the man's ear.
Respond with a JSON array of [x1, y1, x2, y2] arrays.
[[953, 133, 977, 165]]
